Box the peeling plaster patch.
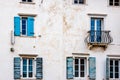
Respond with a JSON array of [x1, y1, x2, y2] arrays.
[[63, 15, 72, 33]]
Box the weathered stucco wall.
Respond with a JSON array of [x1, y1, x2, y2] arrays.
[[0, 0, 120, 80]]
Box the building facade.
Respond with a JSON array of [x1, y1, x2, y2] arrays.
[[0, 0, 120, 80]]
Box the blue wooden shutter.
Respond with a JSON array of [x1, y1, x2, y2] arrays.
[[14, 16, 20, 36], [66, 57, 73, 79], [90, 18, 95, 42], [106, 58, 110, 80], [27, 17, 34, 36], [96, 19, 101, 42], [14, 57, 21, 79], [89, 57, 96, 80], [36, 57, 43, 79]]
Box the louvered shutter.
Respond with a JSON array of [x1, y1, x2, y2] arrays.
[[36, 57, 43, 79], [27, 17, 34, 36], [14, 57, 21, 79], [106, 58, 110, 80], [89, 57, 96, 80], [66, 57, 73, 79], [14, 16, 20, 36]]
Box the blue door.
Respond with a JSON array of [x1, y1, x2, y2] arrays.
[[90, 19, 95, 42], [96, 19, 101, 42], [90, 18, 102, 42]]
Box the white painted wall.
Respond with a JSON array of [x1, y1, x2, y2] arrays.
[[0, 0, 120, 80]]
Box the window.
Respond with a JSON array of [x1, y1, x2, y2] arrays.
[[109, 0, 120, 6], [90, 18, 103, 42], [74, 0, 85, 4], [66, 57, 96, 79], [74, 58, 86, 78], [14, 57, 43, 79], [14, 16, 34, 36], [110, 59, 119, 78], [21, 17, 27, 35], [22, 0, 32, 2], [22, 58, 34, 78]]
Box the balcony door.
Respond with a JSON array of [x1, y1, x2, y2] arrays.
[[90, 18, 103, 42]]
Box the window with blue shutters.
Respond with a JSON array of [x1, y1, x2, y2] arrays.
[[14, 57, 43, 79], [14, 16, 34, 37], [66, 57, 87, 79]]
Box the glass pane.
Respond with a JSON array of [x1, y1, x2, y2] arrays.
[[22, 0, 26, 2], [23, 72, 27, 77], [74, 0, 78, 4], [115, 0, 119, 2], [81, 59, 84, 64], [110, 60, 113, 66], [115, 67, 119, 72], [79, 0, 84, 4], [110, 73, 113, 78], [109, 0, 113, 5], [22, 25, 26, 29], [110, 67, 113, 72], [115, 73, 119, 78], [29, 59, 33, 65], [29, 72, 33, 77], [28, 0, 32, 2], [22, 30, 26, 35], [22, 19, 26, 24], [23, 59, 27, 65], [80, 72, 84, 77], [29, 66, 33, 71], [115, 60, 119, 66], [75, 59, 79, 64], [75, 72, 79, 77], [75, 65, 79, 71], [80, 65, 84, 71], [115, 2, 119, 6], [23, 66, 27, 71]]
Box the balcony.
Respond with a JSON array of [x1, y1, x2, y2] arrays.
[[85, 30, 113, 49]]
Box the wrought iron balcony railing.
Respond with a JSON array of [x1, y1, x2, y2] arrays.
[[85, 30, 113, 49]]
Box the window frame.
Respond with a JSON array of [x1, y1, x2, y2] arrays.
[[72, 53, 89, 79], [109, 0, 120, 6], [109, 59, 120, 79], [21, 58, 36, 79], [73, 0, 86, 4], [90, 17, 104, 31], [21, 17, 28, 36], [74, 57, 87, 79], [21, 0, 33, 3], [19, 15, 35, 37]]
